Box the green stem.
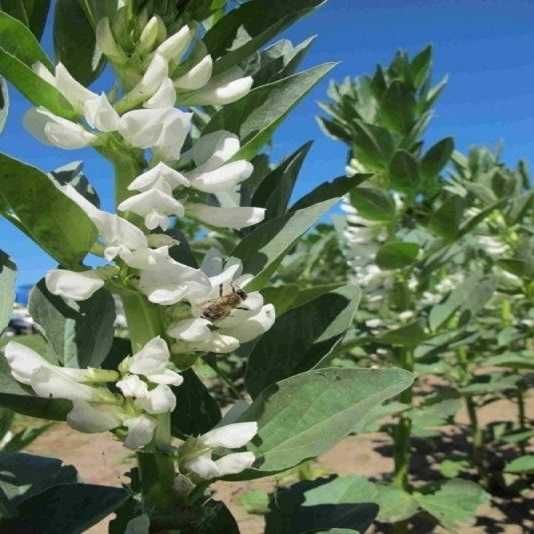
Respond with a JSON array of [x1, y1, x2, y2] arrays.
[[517, 385, 527, 456], [392, 347, 414, 492], [464, 394, 485, 481]]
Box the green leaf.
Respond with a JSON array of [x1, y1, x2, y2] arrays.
[[484, 352, 534, 371], [192, 499, 240, 534], [504, 455, 534, 474], [29, 279, 116, 369], [0, 76, 8, 134], [251, 141, 312, 220], [246, 285, 360, 397], [414, 479, 489, 531], [410, 45, 432, 89], [420, 137, 454, 181], [0, 12, 75, 118], [54, 0, 104, 85], [171, 369, 221, 437], [379, 320, 427, 347], [428, 195, 466, 240], [265, 478, 379, 533], [429, 272, 496, 331], [349, 187, 396, 222], [380, 80, 416, 134], [409, 397, 462, 438], [239, 490, 270, 515], [0, 0, 51, 39], [1, 422, 54, 452], [0, 251, 16, 333], [203, 63, 336, 161], [375, 241, 420, 270], [204, 0, 324, 75], [13, 482, 129, 533], [0, 451, 76, 505], [352, 121, 394, 171], [0, 154, 97, 266], [239, 367, 414, 473], [232, 199, 336, 290], [389, 150, 419, 193]]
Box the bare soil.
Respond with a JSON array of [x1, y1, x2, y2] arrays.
[[25, 395, 533, 533]]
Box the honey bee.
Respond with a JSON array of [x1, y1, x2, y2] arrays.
[[201, 284, 248, 322]]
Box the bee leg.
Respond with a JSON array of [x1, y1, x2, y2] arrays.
[[219, 283, 224, 297], [236, 306, 249, 311]]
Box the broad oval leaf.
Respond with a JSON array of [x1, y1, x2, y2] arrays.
[[246, 285, 360, 397], [349, 187, 396, 221], [389, 149, 419, 193], [0, 153, 97, 267], [239, 367, 414, 473], [375, 241, 420, 270]]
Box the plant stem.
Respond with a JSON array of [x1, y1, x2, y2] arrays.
[[392, 347, 414, 492], [517, 385, 527, 456], [464, 394, 485, 481]]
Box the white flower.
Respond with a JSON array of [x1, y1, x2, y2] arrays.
[[167, 250, 275, 352], [138, 252, 211, 306], [24, 107, 97, 149], [190, 161, 253, 194], [118, 107, 192, 161], [118, 189, 185, 230], [187, 203, 265, 229], [144, 78, 176, 109], [124, 337, 183, 386], [4, 342, 117, 403], [45, 269, 104, 301], [129, 162, 190, 193], [183, 68, 253, 106], [174, 55, 213, 91], [156, 25, 194, 63], [117, 376, 176, 415], [187, 131, 241, 172], [124, 415, 158, 449], [122, 54, 169, 105], [67, 401, 124, 433], [181, 422, 257, 480], [95, 17, 126, 63], [84, 93, 120, 132]]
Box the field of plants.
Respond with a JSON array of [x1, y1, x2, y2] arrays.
[[0, 1, 532, 533]]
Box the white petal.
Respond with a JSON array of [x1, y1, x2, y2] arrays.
[[138, 16, 160, 52], [55, 63, 97, 113], [95, 18, 125, 62], [144, 78, 176, 108], [124, 415, 157, 449], [190, 131, 241, 171], [186, 72, 253, 106], [32, 62, 56, 86], [191, 160, 253, 193], [121, 245, 171, 270], [129, 336, 170, 376], [119, 108, 191, 160], [129, 162, 190, 192], [67, 401, 122, 433], [184, 453, 219, 479], [187, 204, 265, 229], [24, 108, 96, 149], [174, 55, 213, 90], [156, 25, 193, 62], [214, 452, 255, 476], [146, 369, 183, 386], [201, 422, 258, 449], [136, 384, 176, 414], [45, 269, 104, 301], [222, 304, 275, 343], [129, 53, 169, 102], [118, 189, 184, 221], [167, 318, 212, 342], [31, 367, 105, 402], [116, 374, 148, 398], [4, 341, 50, 385], [84, 93, 120, 132], [91, 212, 148, 256]]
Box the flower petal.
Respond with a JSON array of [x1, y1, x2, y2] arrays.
[[214, 452, 255, 476], [187, 204, 265, 229], [189, 131, 241, 171], [67, 401, 122, 433], [144, 78, 176, 109], [156, 25, 193, 62], [135, 384, 176, 414], [185, 70, 253, 106], [84, 93, 120, 132], [31, 367, 106, 402], [128, 162, 190, 192], [183, 452, 219, 479], [129, 336, 170, 376], [147, 369, 183, 386], [190, 160, 253, 193], [116, 374, 148, 398], [55, 63, 97, 113], [174, 54, 213, 91], [167, 318, 212, 342], [45, 269, 104, 301], [201, 422, 258, 449], [4, 341, 50, 385], [124, 415, 158, 449], [222, 303, 275, 343]]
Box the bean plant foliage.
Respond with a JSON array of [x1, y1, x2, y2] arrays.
[[0, 1, 416, 532]]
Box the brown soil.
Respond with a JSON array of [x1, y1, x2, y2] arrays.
[[25, 395, 533, 533]]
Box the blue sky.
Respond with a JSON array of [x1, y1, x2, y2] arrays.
[[1, 0, 534, 286]]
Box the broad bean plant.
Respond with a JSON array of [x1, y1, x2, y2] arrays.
[[0, 1, 414, 532]]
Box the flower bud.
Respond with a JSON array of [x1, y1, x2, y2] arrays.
[[95, 17, 127, 64], [138, 16, 163, 54]]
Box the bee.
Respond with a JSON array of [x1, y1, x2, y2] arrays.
[[201, 284, 248, 322]]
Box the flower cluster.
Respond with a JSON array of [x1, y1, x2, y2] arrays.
[[2, 20, 275, 481]]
